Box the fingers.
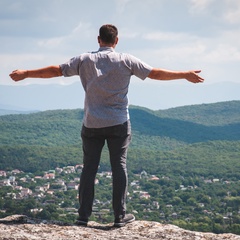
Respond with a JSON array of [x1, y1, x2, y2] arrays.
[[193, 70, 204, 83], [9, 72, 21, 81], [9, 72, 17, 80], [186, 70, 204, 84], [9, 70, 18, 77], [9, 73, 15, 80], [193, 76, 204, 83]]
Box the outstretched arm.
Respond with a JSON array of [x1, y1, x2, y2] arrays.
[[148, 68, 204, 84], [9, 65, 63, 82]]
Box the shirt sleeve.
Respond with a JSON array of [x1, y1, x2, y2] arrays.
[[60, 56, 81, 77], [125, 54, 153, 80]]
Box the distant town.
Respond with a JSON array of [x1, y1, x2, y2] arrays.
[[0, 165, 163, 219], [0, 165, 235, 224]]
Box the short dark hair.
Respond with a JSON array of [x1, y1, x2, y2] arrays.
[[99, 24, 118, 44]]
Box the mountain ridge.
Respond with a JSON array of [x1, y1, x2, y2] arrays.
[[0, 100, 240, 173], [1, 101, 239, 148]]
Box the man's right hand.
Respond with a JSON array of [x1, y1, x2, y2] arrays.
[[9, 69, 28, 82]]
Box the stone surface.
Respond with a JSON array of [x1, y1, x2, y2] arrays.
[[0, 215, 240, 240]]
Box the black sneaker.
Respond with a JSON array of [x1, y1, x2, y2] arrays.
[[114, 214, 135, 227], [75, 218, 88, 226]]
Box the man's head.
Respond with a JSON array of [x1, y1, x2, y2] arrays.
[[98, 24, 118, 47]]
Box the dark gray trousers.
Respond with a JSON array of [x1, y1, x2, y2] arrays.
[[78, 120, 131, 220]]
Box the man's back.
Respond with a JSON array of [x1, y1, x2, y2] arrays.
[[60, 46, 152, 128]]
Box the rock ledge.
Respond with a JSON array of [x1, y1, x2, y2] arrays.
[[0, 215, 240, 240]]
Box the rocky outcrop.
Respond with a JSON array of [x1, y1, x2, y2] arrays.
[[0, 215, 239, 240]]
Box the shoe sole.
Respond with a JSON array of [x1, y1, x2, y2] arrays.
[[114, 216, 135, 227]]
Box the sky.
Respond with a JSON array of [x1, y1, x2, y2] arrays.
[[0, 0, 240, 110]]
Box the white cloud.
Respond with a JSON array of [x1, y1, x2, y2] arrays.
[[1, 54, 45, 67], [203, 29, 240, 63], [36, 21, 95, 53], [189, 0, 216, 12], [224, 0, 240, 24], [204, 44, 240, 63], [189, 0, 240, 25]]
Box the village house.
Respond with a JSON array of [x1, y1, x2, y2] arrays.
[[32, 192, 45, 199], [140, 192, 151, 200], [50, 179, 67, 191], [133, 191, 151, 200], [130, 180, 140, 187], [44, 183, 50, 190], [63, 166, 75, 174], [9, 176, 16, 184], [149, 175, 160, 181], [55, 167, 63, 174], [46, 190, 55, 195], [19, 177, 27, 182], [97, 171, 112, 178], [35, 186, 45, 192], [11, 169, 22, 175], [67, 181, 79, 190], [30, 208, 43, 214], [53, 179, 66, 186], [0, 179, 11, 186], [75, 165, 83, 173], [14, 186, 23, 191], [34, 176, 43, 180], [0, 170, 7, 177], [43, 173, 55, 180], [20, 188, 33, 197]]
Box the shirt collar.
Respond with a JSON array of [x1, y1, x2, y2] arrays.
[[99, 47, 115, 52]]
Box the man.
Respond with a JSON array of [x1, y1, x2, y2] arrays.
[[10, 24, 204, 227]]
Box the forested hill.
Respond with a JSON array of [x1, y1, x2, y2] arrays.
[[129, 100, 240, 146], [0, 100, 239, 149], [155, 100, 240, 126], [0, 100, 240, 172]]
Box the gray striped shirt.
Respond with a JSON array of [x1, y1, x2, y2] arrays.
[[60, 47, 152, 128]]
